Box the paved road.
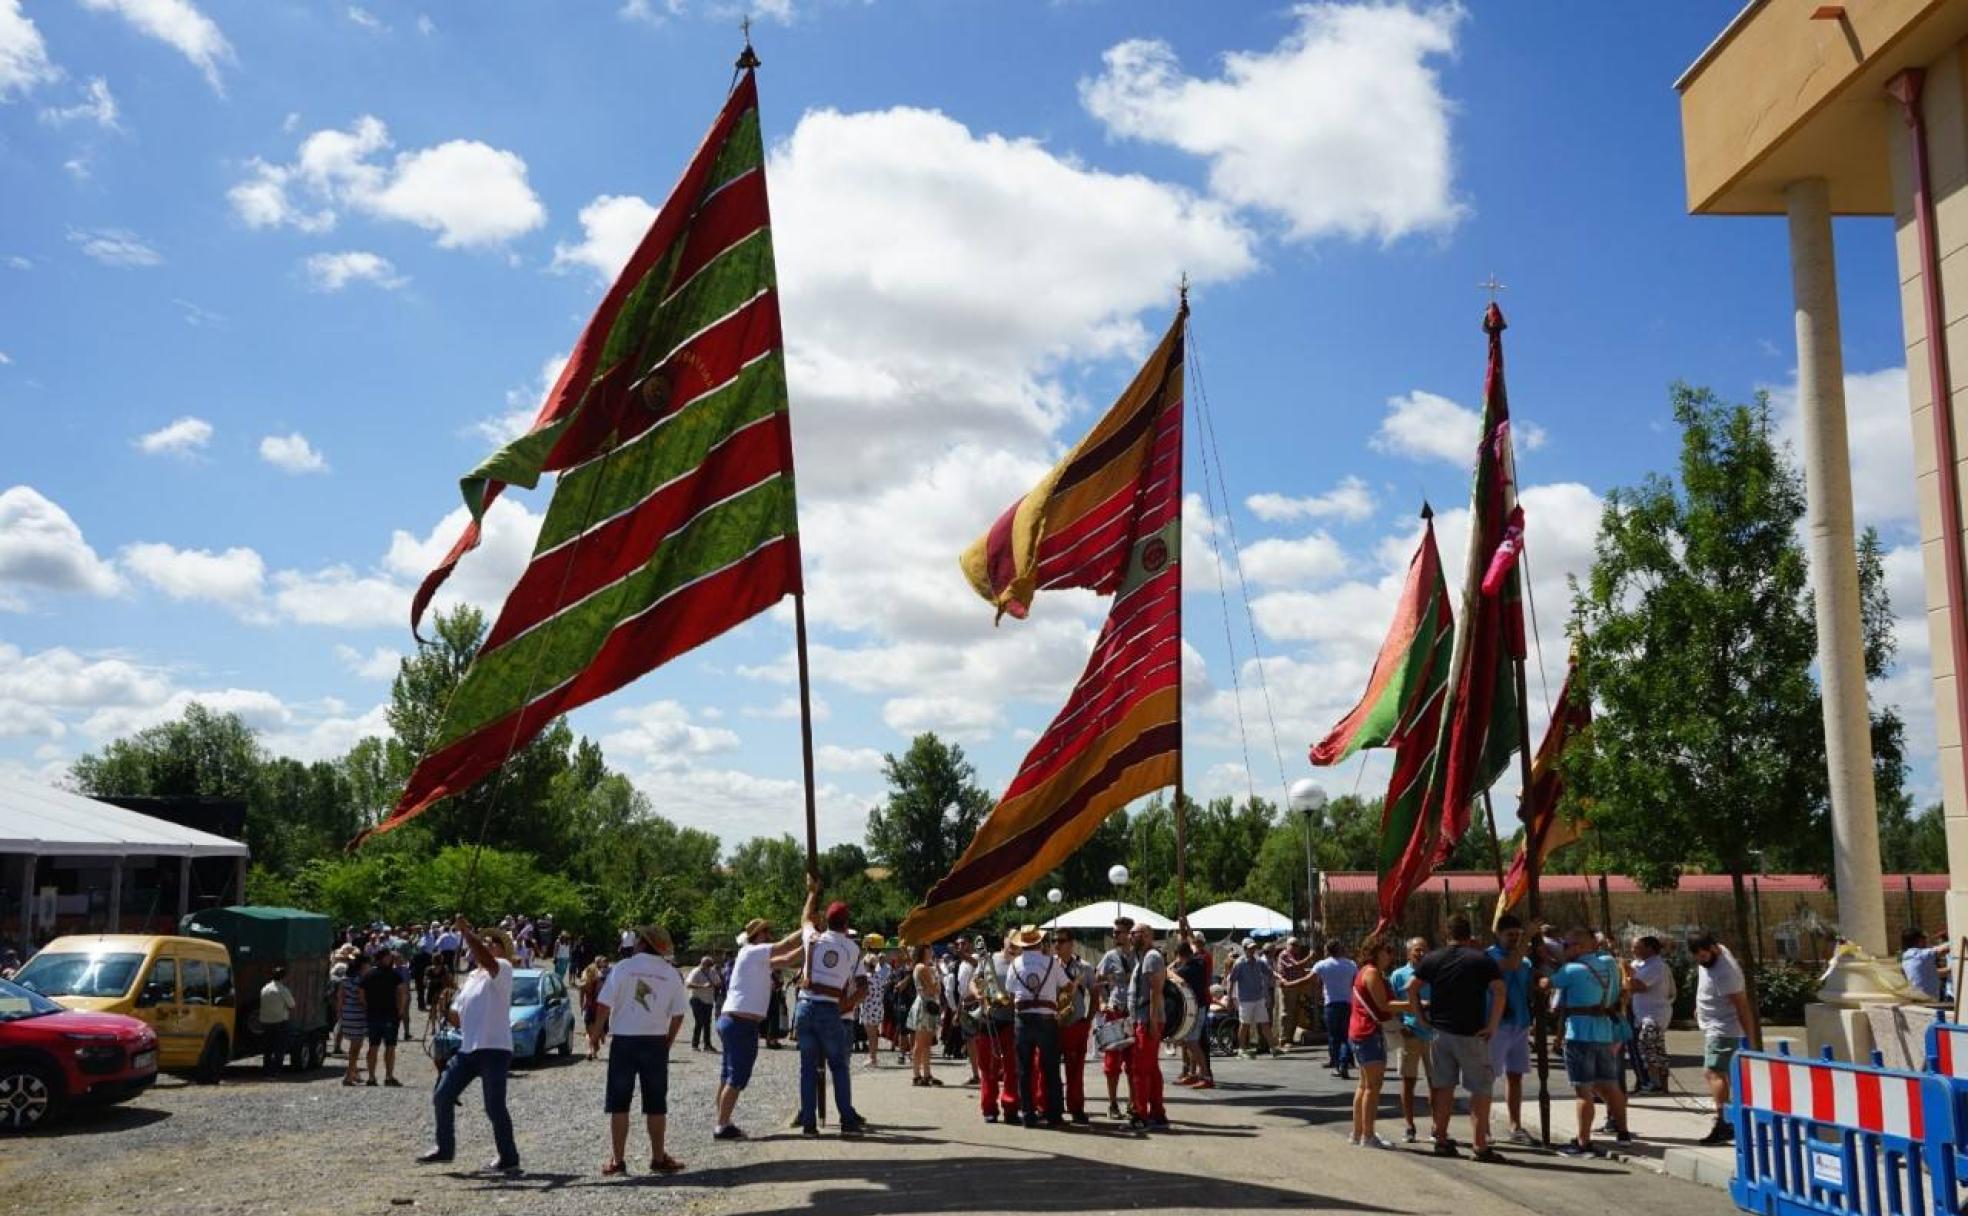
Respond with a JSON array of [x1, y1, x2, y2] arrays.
[[0, 1035, 1742, 1216]]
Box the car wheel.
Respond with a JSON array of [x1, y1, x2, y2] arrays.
[[0, 1062, 60, 1132], [194, 1033, 229, 1085]]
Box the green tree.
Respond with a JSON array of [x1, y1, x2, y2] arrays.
[[863, 734, 995, 898], [1571, 386, 1900, 951]]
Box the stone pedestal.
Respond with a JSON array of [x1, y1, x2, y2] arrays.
[[1806, 1001, 1878, 1063]]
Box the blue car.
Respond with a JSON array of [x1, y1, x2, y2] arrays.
[[508, 968, 575, 1062]]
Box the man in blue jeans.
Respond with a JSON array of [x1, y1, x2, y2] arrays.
[[794, 879, 869, 1135], [1311, 940, 1359, 1079], [420, 917, 521, 1174]]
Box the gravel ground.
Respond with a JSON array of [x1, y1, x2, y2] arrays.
[[0, 1023, 818, 1216]]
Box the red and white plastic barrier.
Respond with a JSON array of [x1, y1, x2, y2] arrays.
[[1740, 1054, 1927, 1140]]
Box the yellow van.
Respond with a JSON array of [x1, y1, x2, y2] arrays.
[[12, 935, 237, 1080]]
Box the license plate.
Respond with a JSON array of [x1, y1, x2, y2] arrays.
[[131, 1050, 157, 1072]]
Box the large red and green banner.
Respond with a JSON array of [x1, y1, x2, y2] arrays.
[[362, 71, 799, 843], [1423, 302, 1526, 868], [901, 307, 1186, 943]]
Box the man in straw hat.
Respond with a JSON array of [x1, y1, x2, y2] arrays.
[[1006, 925, 1066, 1128], [419, 916, 522, 1174], [714, 911, 806, 1140], [794, 875, 870, 1135], [593, 924, 690, 1176]]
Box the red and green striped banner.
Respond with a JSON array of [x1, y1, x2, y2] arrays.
[[362, 70, 799, 843]]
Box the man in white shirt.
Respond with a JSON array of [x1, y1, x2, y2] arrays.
[[1006, 925, 1066, 1127], [435, 922, 463, 975], [1690, 931, 1758, 1146], [714, 915, 805, 1140], [595, 925, 691, 1175], [953, 937, 982, 1088], [1626, 935, 1675, 1093], [259, 966, 295, 1077], [420, 917, 522, 1174], [794, 877, 868, 1135]]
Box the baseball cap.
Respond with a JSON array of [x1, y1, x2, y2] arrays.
[[826, 900, 850, 921]]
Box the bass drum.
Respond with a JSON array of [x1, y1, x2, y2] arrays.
[[1160, 974, 1198, 1043]]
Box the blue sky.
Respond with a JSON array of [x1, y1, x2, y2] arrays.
[[0, 1, 1930, 851]]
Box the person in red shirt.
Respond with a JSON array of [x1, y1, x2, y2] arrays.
[[1347, 932, 1411, 1150]]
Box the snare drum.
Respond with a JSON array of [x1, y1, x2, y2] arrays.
[[1093, 1013, 1133, 1053]]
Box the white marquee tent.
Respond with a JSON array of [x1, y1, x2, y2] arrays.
[[1041, 900, 1177, 932], [1185, 900, 1293, 934]]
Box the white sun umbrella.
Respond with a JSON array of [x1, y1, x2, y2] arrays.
[[1186, 900, 1293, 934], [1041, 900, 1177, 932]]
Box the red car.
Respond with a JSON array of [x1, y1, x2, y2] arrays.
[[0, 975, 158, 1131]]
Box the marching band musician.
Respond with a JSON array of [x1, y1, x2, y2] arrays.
[[1007, 925, 1066, 1127], [970, 931, 1020, 1122], [1095, 915, 1137, 1120], [1127, 921, 1170, 1131], [1053, 929, 1094, 1124]]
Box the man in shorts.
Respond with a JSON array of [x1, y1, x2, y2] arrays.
[[1095, 917, 1137, 1120], [361, 946, 408, 1087], [1226, 941, 1276, 1057], [1690, 930, 1757, 1145], [1415, 914, 1505, 1162], [1486, 915, 1536, 1144], [1387, 936, 1433, 1143], [1545, 927, 1631, 1156], [595, 924, 690, 1174]]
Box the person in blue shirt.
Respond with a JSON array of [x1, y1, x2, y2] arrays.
[[1542, 927, 1632, 1157], [1387, 936, 1434, 1144], [1485, 915, 1536, 1146], [1311, 941, 1359, 1079], [1901, 927, 1951, 1002]]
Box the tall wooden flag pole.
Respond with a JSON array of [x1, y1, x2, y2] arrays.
[[1173, 276, 1189, 926], [1516, 656, 1550, 1146]]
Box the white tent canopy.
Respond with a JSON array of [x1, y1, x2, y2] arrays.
[[0, 773, 248, 858], [1041, 900, 1177, 932], [1186, 900, 1293, 933]]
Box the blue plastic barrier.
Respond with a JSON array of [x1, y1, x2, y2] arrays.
[[1730, 1042, 1958, 1216]]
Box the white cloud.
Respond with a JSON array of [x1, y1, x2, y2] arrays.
[[0, 486, 124, 605], [265, 700, 390, 762], [69, 226, 162, 267], [1767, 366, 1915, 532], [600, 700, 741, 772], [625, 763, 866, 848], [743, 696, 829, 722], [135, 415, 212, 456], [120, 542, 266, 612], [383, 495, 543, 618], [1371, 388, 1545, 465], [551, 193, 655, 281], [0, 0, 57, 99], [1081, 3, 1465, 243], [619, 0, 687, 22], [334, 644, 402, 681], [85, 687, 291, 740], [475, 354, 569, 446], [815, 744, 884, 774], [303, 250, 405, 292], [1238, 532, 1349, 587], [416, 14, 436, 35], [40, 78, 120, 129], [232, 116, 545, 249], [880, 695, 1002, 743], [1246, 476, 1375, 523], [0, 643, 168, 710], [269, 565, 408, 629], [347, 6, 386, 32], [259, 432, 329, 473], [79, 0, 232, 93]]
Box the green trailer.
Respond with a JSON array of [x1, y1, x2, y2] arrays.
[[179, 906, 334, 1071]]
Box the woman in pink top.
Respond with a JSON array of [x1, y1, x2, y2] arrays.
[[1347, 932, 1410, 1150]]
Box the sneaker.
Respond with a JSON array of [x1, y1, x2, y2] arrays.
[[1347, 1133, 1361, 1146], [1108, 1103, 1123, 1119], [1431, 1139, 1460, 1158], [800, 1124, 819, 1137], [415, 1149, 453, 1165], [1557, 1142, 1593, 1159], [1403, 1125, 1418, 1144], [1147, 1118, 1171, 1131], [1598, 1117, 1619, 1135], [485, 1159, 522, 1175], [1360, 1134, 1394, 1150], [1193, 1079, 1215, 1090], [1337, 1068, 1352, 1081], [712, 1125, 746, 1141], [1698, 1120, 1734, 1146], [1508, 1126, 1536, 1147], [1472, 1146, 1506, 1164], [1022, 1116, 1039, 1129], [1070, 1112, 1090, 1125], [1614, 1130, 1634, 1145], [983, 1112, 1000, 1123], [840, 1118, 869, 1136]]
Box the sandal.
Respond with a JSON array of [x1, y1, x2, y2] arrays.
[[926, 1076, 945, 1086], [649, 1154, 684, 1174], [601, 1160, 626, 1177]]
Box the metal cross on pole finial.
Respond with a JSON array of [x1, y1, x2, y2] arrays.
[[735, 14, 761, 70], [1479, 273, 1507, 301]]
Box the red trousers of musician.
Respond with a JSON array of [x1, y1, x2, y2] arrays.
[[1059, 1018, 1091, 1116], [975, 1024, 1016, 1117], [1129, 1024, 1165, 1121]]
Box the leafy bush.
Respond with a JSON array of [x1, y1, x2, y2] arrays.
[[1753, 961, 1818, 1023]]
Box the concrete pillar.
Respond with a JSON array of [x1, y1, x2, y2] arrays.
[[107, 857, 123, 933], [1786, 176, 1889, 957]]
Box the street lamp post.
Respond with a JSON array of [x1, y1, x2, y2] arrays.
[[1289, 779, 1328, 940], [1108, 864, 1130, 923]]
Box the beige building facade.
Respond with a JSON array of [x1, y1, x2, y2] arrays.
[[1680, 0, 1968, 952]]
